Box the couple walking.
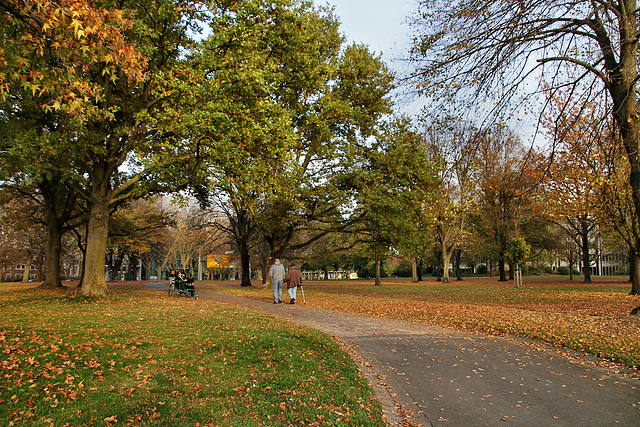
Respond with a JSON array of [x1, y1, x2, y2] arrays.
[[269, 259, 302, 304]]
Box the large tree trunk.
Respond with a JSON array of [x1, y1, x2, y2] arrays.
[[79, 194, 110, 297], [435, 251, 442, 282], [235, 208, 253, 287], [110, 252, 124, 281], [455, 249, 463, 281], [374, 249, 382, 286], [411, 257, 418, 283], [626, 144, 640, 294], [22, 258, 32, 283], [129, 253, 139, 280], [581, 220, 592, 283], [35, 249, 45, 282], [498, 258, 508, 281], [374, 260, 381, 286], [569, 258, 574, 281], [498, 229, 509, 281], [442, 244, 452, 283], [629, 248, 636, 287], [440, 230, 454, 283], [608, 17, 640, 294], [239, 238, 252, 287], [632, 250, 640, 295], [40, 207, 64, 289], [72, 227, 86, 286], [38, 177, 75, 289], [260, 253, 269, 285]]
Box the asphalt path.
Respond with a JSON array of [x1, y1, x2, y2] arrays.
[[148, 283, 640, 426]]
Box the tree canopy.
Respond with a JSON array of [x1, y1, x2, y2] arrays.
[[410, 0, 640, 292], [191, 1, 396, 281], [3, 0, 636, 291]]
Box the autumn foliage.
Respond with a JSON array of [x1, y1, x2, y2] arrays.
[[0, 0, 146, 119], [0, 283, 385, 426], [213, 276, 640, 370]]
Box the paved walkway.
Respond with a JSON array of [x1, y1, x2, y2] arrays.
[[150, 283, 640, 426]]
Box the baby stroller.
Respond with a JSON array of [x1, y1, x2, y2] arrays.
[[168, 274, 198, 299]]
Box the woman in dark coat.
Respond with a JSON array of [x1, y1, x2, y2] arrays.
[[284, 263, 302, 304]]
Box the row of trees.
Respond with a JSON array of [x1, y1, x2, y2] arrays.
[[298, 115, 631, 289], [0, 108, 633, 291], [0, 196, 210, 282], [408, 0, 640, 294], [2, 0, 639, 296], [0, 0, 398, 295]]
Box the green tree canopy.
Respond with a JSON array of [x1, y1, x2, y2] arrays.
[[1, 0, 206, 296], [345, 117, 440, 286], [190, 0, 396, 280]]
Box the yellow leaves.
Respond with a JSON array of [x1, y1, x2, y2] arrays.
[[30, 83, 41, 96], [68, 19, 84, 38], [0, 0, 147, 121], [16, 56, 29, 68]]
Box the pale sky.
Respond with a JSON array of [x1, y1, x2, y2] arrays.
[[318, 0, 423, 115], [318, 1, 539, 140], [318, 0, 418, 63]]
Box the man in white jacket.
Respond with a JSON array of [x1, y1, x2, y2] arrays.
[[269, 259, 285, 304]]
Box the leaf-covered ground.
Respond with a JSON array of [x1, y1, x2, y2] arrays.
[[206, 276, 640, 369], [0, 283, 384, 426]]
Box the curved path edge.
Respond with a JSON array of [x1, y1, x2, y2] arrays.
[[147, 283, 640, 426]]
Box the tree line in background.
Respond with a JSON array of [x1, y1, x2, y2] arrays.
[[408, 0, 640, 295], [1, 0, 639, 296], [1, 114, 633, 292]]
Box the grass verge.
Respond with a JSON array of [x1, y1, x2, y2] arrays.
[[0, 284, 384, 426]]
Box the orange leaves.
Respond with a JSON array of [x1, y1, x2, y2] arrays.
[[275, 277, 640, 369], [68, 18, 84, 37], [0, 0, 147, 119]]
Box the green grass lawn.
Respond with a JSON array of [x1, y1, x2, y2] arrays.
[[3, 275, 638, 426], [0, 284, 384, 426], [205, 275, 640, 369]]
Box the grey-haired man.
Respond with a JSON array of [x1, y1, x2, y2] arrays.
[[269, 259, 285, 304]]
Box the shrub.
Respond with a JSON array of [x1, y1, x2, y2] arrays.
[[557, 266, 580, 276], [392, 261, 413, 277]]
